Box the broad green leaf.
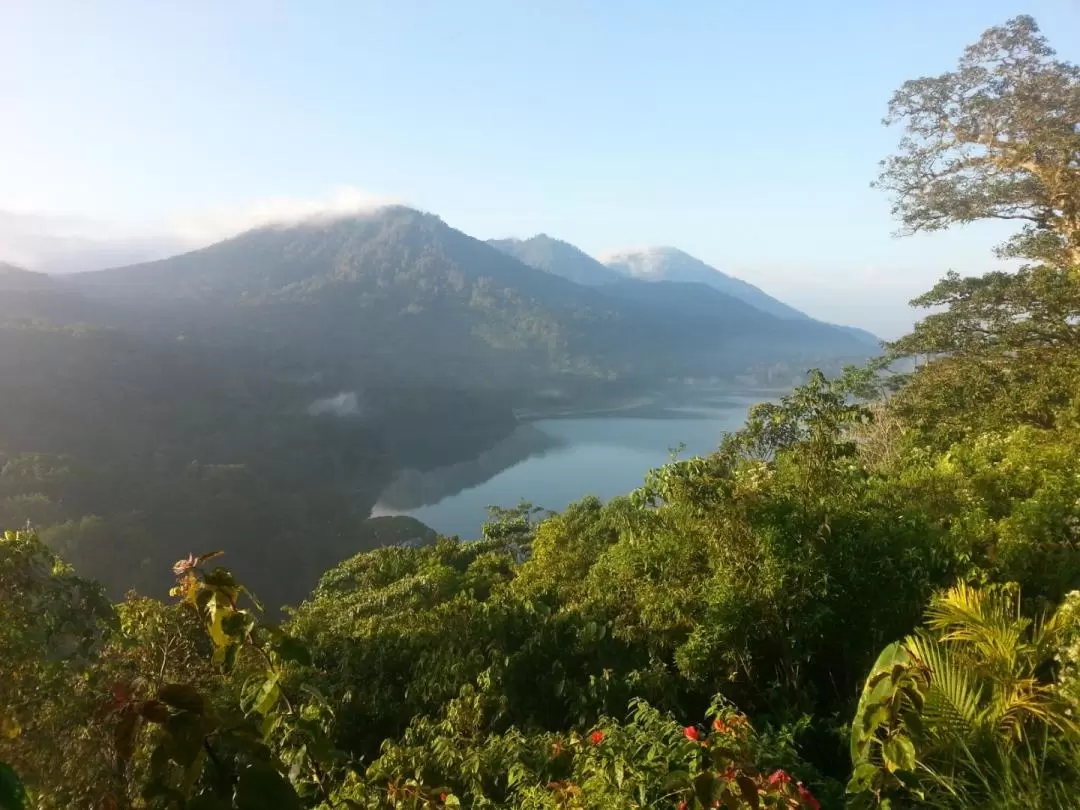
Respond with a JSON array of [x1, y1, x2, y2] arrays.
[[659, 769, 691, 792], [847, 762, 880, 793], [883, 735, 917, 773], [252, 674, 281, 717], [736, 774, 759, 810]]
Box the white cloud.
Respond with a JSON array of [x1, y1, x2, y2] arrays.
[[0, 186, 400, 274], [168, 187, 402, 245]]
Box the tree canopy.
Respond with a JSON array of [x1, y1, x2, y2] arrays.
[[877, 15, 1080, 267]]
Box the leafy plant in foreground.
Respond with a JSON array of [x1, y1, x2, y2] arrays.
[[848, 583, 1080, 808], [97, 552, 342, 809]]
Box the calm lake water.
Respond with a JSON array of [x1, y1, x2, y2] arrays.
[[373, 393, 765, 539]]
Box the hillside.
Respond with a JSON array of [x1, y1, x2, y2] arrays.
[[604, 247, 878, 346], [0, 261, 53, 291], [488, 234, 623, 286], [67, 207, 624, 386], [496, 236, 878, 350], [68, 207, 873, 388], [0, 207, 877, 605], [604, 247, 805, 317], [0, 207, 874, 607]]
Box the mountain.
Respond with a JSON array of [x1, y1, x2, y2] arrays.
[[68, 207, 630, 387], [3, 206, 878, 606], [488, 235, 622, 286], [0, 261, 53, 291], [492, 236, 878, 352], [603, 247, 808, 320], [604, 246, 879, 347], [68, 207, 872, 389]]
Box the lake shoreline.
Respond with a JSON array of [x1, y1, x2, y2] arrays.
[[513, 385, 785, 422], [374, 391, 777, 539]]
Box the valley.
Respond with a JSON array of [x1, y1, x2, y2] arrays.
[[0, 209, 872, 607]]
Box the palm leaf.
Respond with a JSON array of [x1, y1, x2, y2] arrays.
[[905, 633, 982, 744], [926, 583, 1027, 676]]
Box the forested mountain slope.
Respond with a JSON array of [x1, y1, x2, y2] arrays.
[[67, 207, 872, 387], [0, 318, 516, 604], [0, 262, 53, 290], [605, 246, 879, 346], [0, 209, 871, 608], [605, 246, 806, 318], [488, 234, 623, 286]]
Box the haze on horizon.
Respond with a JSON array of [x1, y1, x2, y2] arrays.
[[3, 0, 1079, 338]]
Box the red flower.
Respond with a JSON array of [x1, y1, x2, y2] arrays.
[[440, 793, 448, 803], [712, 717, 730, 734], [683, 725, 700, 741], [797, 782, 820, 810], [768, 769, 791, 788], [677, 802, 688, 810], [590, 729, 605, 745]]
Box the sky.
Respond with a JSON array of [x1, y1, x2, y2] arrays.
[[2, 0, 1079, 337]]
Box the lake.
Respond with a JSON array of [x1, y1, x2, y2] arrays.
[[372, 392, 766, 539]]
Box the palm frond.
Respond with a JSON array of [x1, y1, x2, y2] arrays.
[[906, 633, 982, 743], [927, 583, 1037, 685]]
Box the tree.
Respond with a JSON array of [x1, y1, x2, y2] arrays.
[[0, 530, 118, 808], [877, 15, 1080, 268], [886, 264, 1080, 442]]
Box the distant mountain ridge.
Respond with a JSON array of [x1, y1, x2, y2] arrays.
[[604, 247, 808, 320], [603, 246, 878, 346], [488, 235, 622, 286], [0, 261, 53, 291], [491, 236, 877, 347], [1, 206, 877, 602], [61, 206, 874, 389]]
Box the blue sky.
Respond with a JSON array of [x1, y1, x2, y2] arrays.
[[2, 0, 1079, 335]]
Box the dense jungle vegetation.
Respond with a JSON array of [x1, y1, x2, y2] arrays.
[[3, 15, 1080, 810]]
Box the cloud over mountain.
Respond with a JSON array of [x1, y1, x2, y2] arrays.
[[0, 186, 400, 274]]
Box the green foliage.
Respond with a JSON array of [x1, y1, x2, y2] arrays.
[[876, 15, 1080, 267], [849, 584, 1080, 808], [335, 692, 824, 809], [108, 552, 340, 810], [0, 530, 118, 808]]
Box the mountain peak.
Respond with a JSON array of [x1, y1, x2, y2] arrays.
[[488, 234, 622, 286], [603, 248, 809, 321]]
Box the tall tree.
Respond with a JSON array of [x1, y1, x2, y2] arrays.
[[877, 15, 1080, 268]]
